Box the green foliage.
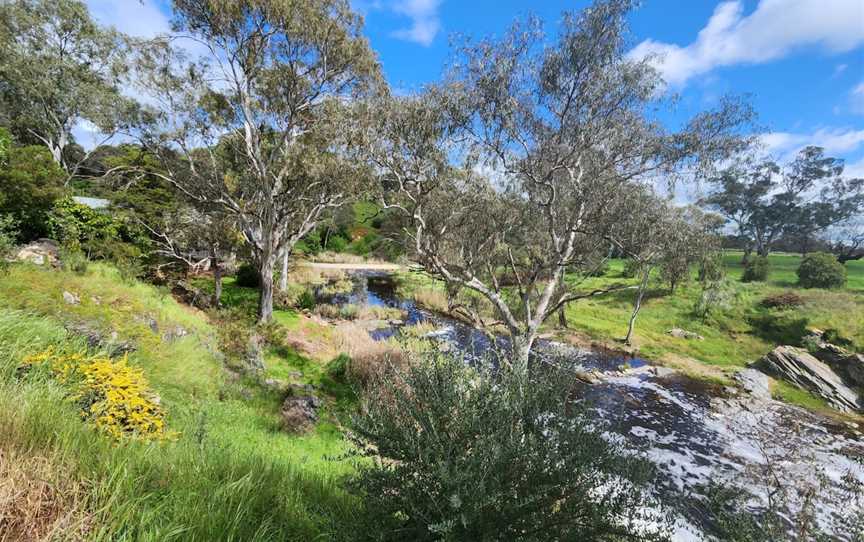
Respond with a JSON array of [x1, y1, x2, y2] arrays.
[[0, 144, 66, 240], [326, 353, 350, 381], [297, 289, 316, 311], [622, 258, 641, 278], [0, 127, 10, 165], [60, 248, 89, 275], [796, 252, 847, 289], [47, 198, 142, 269], [235, 263, 261, 288], [741, 256, 769, 282], [698, 252, 725, 283], [349, 353, 670, 541], [693, 278, 736, 323], [0, 214, 17, 272]]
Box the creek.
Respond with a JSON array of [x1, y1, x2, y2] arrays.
[[318, 270, 864, 541]]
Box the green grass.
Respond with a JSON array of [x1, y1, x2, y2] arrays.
[[0, 263, 365, 540]]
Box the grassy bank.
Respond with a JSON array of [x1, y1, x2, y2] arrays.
[[0, 263, 363, 541]]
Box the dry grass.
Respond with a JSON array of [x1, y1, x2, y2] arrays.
[[334, 323, 406, 387], [315, 303, 405, 322], [286, 266, 347, 287], [412, 288, 450, 314], [310, 252, 389, 265], [0, 446, 90, 542]]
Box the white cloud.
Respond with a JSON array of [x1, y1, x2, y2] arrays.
[[390, 0, 442, 46], [628, 0, 864, 87], [845, 156, 864, 178], [834, 63, 849, 77], [760, 127, 864, 163], [84, 0, 171, 39], [851, 82, 864, 114]]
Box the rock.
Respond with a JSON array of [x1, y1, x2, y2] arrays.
[[62, 291, 80, 305], [668, 328, 704, 341], [245, 334, 266, 372], [732, 368, 772, 401], [280, 395, 320, 433], [756, 346, 861, 413], [847, 354, 864, 387], [802, 329, 864, 388], [15, 239, 59, 266], [134, 314, 159, 333], [161, 325, 188, 343], [64, 322, 135, 357], [90, 296, 102, 305], [171, 281, 213, 310]]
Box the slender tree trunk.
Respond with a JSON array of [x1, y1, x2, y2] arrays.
[[279, 249, 289, 292], [212, 256, 222, 308], [558, 306, 568, 328], [741, 246, 752, 265], [511, 333, 534, 376], [625, 267, 650, 345], [258, 254, 276, 323]]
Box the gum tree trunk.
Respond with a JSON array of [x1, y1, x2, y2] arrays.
[[212, 255, 222, 307], [258, 253, 276, 323], [625, 267, 650, 345], [279, 249, 289, 291]]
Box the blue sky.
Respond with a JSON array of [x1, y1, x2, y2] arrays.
[[83, 0, 864, 176]]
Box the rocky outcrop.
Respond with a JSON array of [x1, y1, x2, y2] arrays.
[[62, 291, 80, 305], [15, 239, 59, 266], [756, 346, 861, 413], [667, 328, 704, 341], [804, 330, 864, 388], [280, 394, 321, 433]]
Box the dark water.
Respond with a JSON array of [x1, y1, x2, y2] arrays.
[[323, 271, 864, 540]]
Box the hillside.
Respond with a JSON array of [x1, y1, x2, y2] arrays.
[[0, 263, 362, 541]]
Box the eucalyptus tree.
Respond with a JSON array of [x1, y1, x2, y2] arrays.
[[364, 0, 750, 370], [134, 0, 380, 322], [702, 146, 864, 260], [0, 0, 136, 182]]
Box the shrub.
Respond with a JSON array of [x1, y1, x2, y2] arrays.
[[698, 252, 725, 283], [296, 289, 316, 311], [741, 255, 769, 282], [760, 292, 804, 310], [326, 353, 350, 381], [0, 144, 66, 241], [796, 252, 847, 289], [22, 347, 174, 441], [60, 248, 89, 275], [622, 258, 641, 278], [349, 353, 669, 541], [234, 262, 260, 288], [0, 214, 17, 272]]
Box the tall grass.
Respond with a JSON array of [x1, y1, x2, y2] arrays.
[[0, 266, 365, 541]]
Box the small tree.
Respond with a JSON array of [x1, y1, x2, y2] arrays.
[[741, 255, 769, 282], [349, 352, 671, 541], [796, 252, 847, 289], [141, 206, 241, 306]]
